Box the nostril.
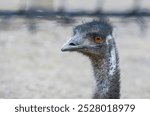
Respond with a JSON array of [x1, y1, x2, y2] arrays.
[[69, 43, 76, 46]]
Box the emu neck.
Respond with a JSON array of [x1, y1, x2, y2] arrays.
[[90, 47, 120, 99]]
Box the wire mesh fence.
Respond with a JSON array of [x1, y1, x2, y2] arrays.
[[0, 0, 149, 31]]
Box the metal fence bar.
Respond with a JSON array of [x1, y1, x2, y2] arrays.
[[0, 9, 150, 19]]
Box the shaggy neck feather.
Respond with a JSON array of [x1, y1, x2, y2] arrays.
[[90, 46, 120, 99]]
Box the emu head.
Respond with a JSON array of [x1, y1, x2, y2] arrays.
[[61, 20, 115, 57]]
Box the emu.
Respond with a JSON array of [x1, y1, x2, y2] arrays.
[[61, 20, 120, 99]]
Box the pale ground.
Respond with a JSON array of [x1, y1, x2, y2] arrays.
[[0, 0, 150, 99]]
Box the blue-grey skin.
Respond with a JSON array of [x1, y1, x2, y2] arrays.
[[61, 20, 120, 99]]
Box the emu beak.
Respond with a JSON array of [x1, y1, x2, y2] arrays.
[[61, 36, 83, 52]]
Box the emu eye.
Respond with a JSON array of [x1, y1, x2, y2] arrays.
[[94, 36, 104, 44]]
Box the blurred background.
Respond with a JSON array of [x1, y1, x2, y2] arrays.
[[0, 0, 150, 99]]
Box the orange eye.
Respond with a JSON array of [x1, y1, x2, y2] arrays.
[[94, 36, 104, 43]]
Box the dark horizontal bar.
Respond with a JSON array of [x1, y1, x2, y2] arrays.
[[0, 9, 150, 18]]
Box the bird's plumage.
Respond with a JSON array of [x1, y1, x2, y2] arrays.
[[74, 20, 113, 35], [61, 19, 120, 99]]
